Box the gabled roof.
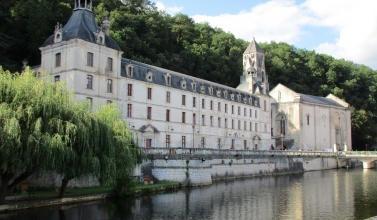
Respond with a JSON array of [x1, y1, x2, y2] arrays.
[[298, 94, 344, 107], [42, 9, 121, 51], [138, 124, 160, 133], [244, 37, 264, 54]]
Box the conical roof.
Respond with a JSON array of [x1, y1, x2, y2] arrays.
[[42, 9, 121, 51], [243, 37, 264, 54]]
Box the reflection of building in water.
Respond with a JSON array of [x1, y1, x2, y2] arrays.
[[301, 170, 354, 219]]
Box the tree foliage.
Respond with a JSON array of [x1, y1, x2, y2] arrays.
[[0, 68, 140, 203]]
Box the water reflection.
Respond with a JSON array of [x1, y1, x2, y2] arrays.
[[2, 168, 377, 220]]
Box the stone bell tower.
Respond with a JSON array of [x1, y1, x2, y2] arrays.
[[237, 37, 269, 95]]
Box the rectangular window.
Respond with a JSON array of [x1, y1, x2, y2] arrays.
[[193, 113, 196, 124], [225, 104, 228, 113], [54, 75, 60, 82], [202, 99, 205, 108], [238, 107, 240, 115], [127, 84, 132, 96], [238, 120, 241, 130], [231, 139, 235, 149], [232, 119, 234, 129], [87, 52, 93, 67], [210, 101, 213, 110], [193, 97, 196, 107], [244, 121, 246, 130], [250, 109, 252, 117], [210, 116, 213, 127], [146, 139, 152, 148], [201, 137, 205, 148], [166, 135, 170, 148], [225, 118, 228, 128], [218, 102, 221, 111], [255, 110, 258, 118], [264, 100, 266, 111], [307, 115, 310, 125], [86, 75, 93, 89], [86, 97, 92, 110], [107, 57, 113, 71], [218, 117, 221, 127], [255, 123, 258, 132], [232, 105, 234, 114], [244, 140, 247, 150], [250, 122, 252, 131], [127, 104, 132, 117], [107, 100, 112, 104], [202, 115, 205, 126], [55, 53, 61, 67], [107, 79, 112, 93], [182, 95, 186, 105], [166, 91, 170, 103], [166, 109, 170, 122], [147, 107, 152, 119], [147, 88, 152, 99], [244, 108, 246, 116], [182, 112, 186, 123], [182, 136, 186, 148]]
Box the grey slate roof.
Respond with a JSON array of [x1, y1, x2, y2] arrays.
[[299, 94, 343, 107], [244, 37, 264, 54], [121, 58, 260, 107], [42, 9, 121, 51]]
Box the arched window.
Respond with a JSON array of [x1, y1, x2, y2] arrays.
[[275, 114, 286, 136]]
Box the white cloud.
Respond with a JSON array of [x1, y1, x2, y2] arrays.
[[156, 2, 184, 15], [192, 0, 312, 44], [191, 0, 377, 69], [304, 0, 377, 69]]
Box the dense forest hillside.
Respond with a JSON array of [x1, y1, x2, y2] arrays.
[[1, 0, 376, 149]]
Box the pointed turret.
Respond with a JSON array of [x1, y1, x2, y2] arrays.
[[243, 37, 264, 55]]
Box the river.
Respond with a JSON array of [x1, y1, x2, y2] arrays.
[[1, 168, 377, 220]]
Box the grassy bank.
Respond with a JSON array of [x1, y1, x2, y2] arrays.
[[5, 181, 180, 201]]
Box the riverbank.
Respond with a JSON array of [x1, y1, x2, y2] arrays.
[[0, 181, 180, 213]]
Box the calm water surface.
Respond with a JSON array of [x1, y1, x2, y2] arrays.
[[2, 168, 377, 220]]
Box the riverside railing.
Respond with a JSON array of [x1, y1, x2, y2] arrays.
[[141, 148, 337, 157]]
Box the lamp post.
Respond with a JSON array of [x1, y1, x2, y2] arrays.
[[281, 133, 284, 150], [192, 124, 195, 148]]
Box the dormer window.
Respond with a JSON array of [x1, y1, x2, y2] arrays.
[[243, 97, 247, 103], [201, 85, 205, 93], [181, 78, 187, 89], [54, 22, 63, 43], [191, 81, 196, 91], [230, 94, 234, 100], [217, 89, 221, 97], [223, 90, 228, 99], [126, 64, 133, 77], [208, 86, 213, 95], [237, 94, 241, 102], [146, 71, 153, 82], [165, 73, 171, 86], [254, 99, 259, 107], [249, 98, 252, 104]]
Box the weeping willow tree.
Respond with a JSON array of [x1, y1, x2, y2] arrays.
[[0, 67, 140, 202], [0, 67, 77, 203], [56, 104, 141, 198]]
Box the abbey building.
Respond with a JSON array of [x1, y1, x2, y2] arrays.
[[37, 0, 352, 151]]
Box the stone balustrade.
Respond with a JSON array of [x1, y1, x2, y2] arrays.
[[141, 148, 337, 157]]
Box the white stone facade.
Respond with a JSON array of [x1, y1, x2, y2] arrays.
[[270, 84, 352, 151]]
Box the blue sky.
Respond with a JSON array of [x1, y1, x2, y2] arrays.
[[155, 0, 377, 70]]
